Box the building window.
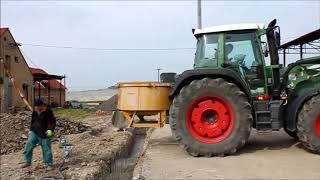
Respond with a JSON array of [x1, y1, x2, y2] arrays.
[[23, 84, 29, 101], [5, 55, 11, 69], [4, 37, 7, 41], [14, 57, 19, 63]]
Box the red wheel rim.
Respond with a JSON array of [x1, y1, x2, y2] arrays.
[[316, 114, 320, 137], [186, 96, 234, 144]]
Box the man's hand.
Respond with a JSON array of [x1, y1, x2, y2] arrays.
[[46, 130, 54, 137]]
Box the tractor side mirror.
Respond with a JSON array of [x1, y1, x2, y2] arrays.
[[263, 44, 269, 57], [275, 31, 281, 47], [274, 26, 281, 47]]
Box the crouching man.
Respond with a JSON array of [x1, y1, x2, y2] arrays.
[[21, 99, 56, 169]]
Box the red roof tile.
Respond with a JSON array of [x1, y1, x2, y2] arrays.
[[0, 28, 8, 37], [30, 67, 66, 90], [30, 68, 48, 75]]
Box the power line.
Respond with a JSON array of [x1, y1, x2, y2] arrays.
[[21, 35, 300, 51], [20, 49, 39, 68], [21, 43, 196, 51]]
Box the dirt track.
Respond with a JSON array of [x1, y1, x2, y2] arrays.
[[135, 125, 320, 179]]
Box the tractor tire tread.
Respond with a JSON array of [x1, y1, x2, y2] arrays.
[[297, 94, 320, 154], [169, 78, 252, 157]]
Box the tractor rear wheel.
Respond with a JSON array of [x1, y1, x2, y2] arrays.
[[169, 78, 252, 157], [297, 95, 320, 154]]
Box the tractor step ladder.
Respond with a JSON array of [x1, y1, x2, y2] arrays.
[[254, 101, 272, 131], [255, 110, 272, 131], [254, 100, 283, 131]]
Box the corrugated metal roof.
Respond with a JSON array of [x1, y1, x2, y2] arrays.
[[30, 67, 66, 90], [279, 28, 320, 49]]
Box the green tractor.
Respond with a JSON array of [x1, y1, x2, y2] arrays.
[[169, 19, 320, 156]]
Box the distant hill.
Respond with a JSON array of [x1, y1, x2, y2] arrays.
[[66, 88, 117, 101], [107, 85, 117, 89]]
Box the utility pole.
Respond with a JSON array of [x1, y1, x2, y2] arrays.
[[197, 0, 202, 29], [156, 68, 162, 82]]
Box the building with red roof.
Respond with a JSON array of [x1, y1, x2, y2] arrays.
[[0, 27, 66, 112], [30, 67, 66, 107]]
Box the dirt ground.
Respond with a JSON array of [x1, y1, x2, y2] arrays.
[[0, 111, 88, 155], [135, 125, 320, 180], [2, 113, 320, 180], [0, 116, 133, 180]]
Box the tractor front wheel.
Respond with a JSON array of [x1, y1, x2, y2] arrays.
[[297, 95, 320, 154], [284, 128, 299, 141], [169, 78, 252, 157]]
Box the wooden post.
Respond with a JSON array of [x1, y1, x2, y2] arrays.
[[59, 79, 62, 107], [33, 81, 35, 107], [64, 75, 66, 105], [300, 44, 303, 59], [283, 49, 286, 67], [38, 81, 41, 99], [48, 81, 50, 106]]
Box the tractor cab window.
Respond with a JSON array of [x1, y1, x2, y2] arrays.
[[224, 32, 266, 94], [194, 34, 219, 68], [225, 33, 261, 70]]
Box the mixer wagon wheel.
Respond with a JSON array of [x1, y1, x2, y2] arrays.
[[169, 78, 252, 157], [297, 94, 320, 154]]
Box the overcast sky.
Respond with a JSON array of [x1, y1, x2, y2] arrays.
[[1, 1, 319, 91]]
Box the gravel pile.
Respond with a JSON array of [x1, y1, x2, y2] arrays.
[[0, 111, 89, 155]]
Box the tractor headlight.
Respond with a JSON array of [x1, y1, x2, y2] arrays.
[[288, 73, 297, 81]]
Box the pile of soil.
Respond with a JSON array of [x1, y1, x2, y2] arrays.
[[0, 116, 133, 180], [0, 111, 89, 155]]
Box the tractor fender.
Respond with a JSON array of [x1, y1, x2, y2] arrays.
[[170, 69, 251, 99], [285, 88, 320, 131]]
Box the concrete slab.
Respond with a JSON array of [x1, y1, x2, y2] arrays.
[[139, 125, 320, 179]]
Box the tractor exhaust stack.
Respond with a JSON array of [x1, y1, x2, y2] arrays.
[[266, 19, 281, 99]]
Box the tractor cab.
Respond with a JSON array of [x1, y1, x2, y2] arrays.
[[193, 23, 280, 98]]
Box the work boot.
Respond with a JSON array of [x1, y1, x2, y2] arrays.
[[44, 164, 53, 171], [19, 162, 31, 168]]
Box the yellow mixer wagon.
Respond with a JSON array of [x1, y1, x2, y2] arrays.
[[112, 82, 171, 128]]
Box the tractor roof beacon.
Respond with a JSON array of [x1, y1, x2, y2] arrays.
[[169, 19, 320, 157]]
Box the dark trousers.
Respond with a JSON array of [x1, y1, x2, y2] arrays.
[[23, 131, 53, 165]]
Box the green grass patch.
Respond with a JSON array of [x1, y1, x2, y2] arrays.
[[53, 108, 92, 121]]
